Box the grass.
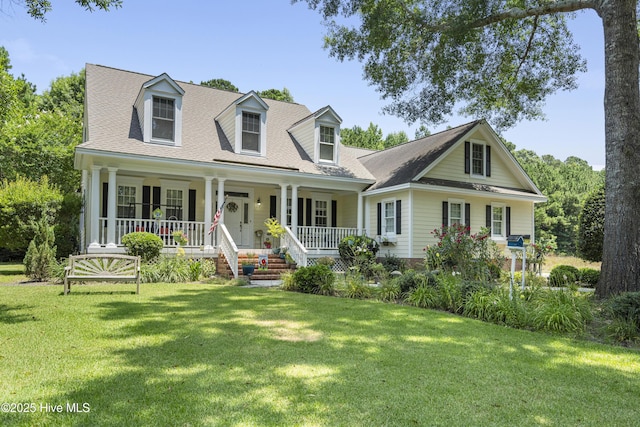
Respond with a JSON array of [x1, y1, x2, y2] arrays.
[[0, 262, 26, 284], [1, 280, 639, 426], [543, 255, 601, 273]]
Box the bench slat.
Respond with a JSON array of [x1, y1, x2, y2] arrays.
[[64, 254, 141, 295]]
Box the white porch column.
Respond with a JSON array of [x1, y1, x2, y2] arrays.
[[79, 170, 88, 253], [216, 178, 226, 244], [280, 184, 288, 226], [106, 168, 118, 248], [88, 165, 101, 248], [291, 185, 298, 235], [204, 176, 213, 249], [357, 191, 364, 234]]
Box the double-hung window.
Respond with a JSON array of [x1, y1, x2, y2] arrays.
[[315, 200, 328, 227], [165, 189, 183, 220], [492, 204, 505, 238], [319, 126, 335, 162], [472, 142, 485, 176], [152, 96, 175, 141], [449, 201, 463, 226], [117, 186, 136, 218], [242, 112, 261, 152], [383, 200, 396, 234]]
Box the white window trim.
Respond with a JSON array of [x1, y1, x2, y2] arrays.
[[448, 198, 465, 227], [381, 198, 397, 236], [235, 107, 267, 157], [491, 203, 507, 240], [159, 179, 190, 221], [115, 177, 144, 219], [315, 122, 339, 164], [143, 91, 183, 146], [470, 140, 486, 178]]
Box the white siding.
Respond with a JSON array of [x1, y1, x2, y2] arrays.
[[366, 191, 411, 257], [217, 108, 236, 148]]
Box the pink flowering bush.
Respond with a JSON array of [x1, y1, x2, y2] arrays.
[[424, 224, 504, 282]]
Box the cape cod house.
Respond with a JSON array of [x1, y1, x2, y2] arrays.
[[75, 64, 546, 277]]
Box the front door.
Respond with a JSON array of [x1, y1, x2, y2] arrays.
[[223, 190, 253, 248]]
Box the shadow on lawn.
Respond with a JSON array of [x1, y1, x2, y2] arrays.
[[14, 285, 640, 426], [0, 304, 35, 323]]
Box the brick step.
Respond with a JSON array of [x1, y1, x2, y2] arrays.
[[217, 254, 295, 280]]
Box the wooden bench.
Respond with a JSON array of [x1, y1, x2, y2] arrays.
[[64, 254, 141, 295]]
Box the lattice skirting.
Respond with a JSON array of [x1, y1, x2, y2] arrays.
[[305, 256, 349, 273]]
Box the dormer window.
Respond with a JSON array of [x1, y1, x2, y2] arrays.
[[152, 97, 175, 141], [135, 73, 184, 146], [242, 111, 261, 152], [319, 126, 335, 162]]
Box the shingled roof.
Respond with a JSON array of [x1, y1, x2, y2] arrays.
[[358, 121, 482, 191], [79, 64, 375, 181]]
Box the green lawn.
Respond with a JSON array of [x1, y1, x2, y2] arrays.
[[1, 282, 639, 426]]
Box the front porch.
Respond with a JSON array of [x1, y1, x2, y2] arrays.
[[90, 218, 363, 276]]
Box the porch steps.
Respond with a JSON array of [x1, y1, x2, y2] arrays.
[[217, 254, 296, 281]]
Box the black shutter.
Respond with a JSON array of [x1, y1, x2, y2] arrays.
[[377, 202, 382, 235], [486, 205, 492, 232], [305, 198, 312, 226], [464, 141, 470, 174], [331, 200, 337, 228], [102, 182, 108, 218], [269, 195, 277, 218], [396, 200, 402, 234], [142, 186, 151, 219], [506, 206, 511, 237], [152, 186, 161, 211], [486, 145, 492, 177], [297, 198, 304, 226], [442, 201, 448, 227], [465, 203, 470, 234], [188, 189, 196, 222]]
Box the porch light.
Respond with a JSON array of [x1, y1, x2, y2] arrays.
[[257, 198, 261, 206]]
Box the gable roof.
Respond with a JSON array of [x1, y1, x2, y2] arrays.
[[359, 121, 481, 191], [78, 64, 374, 182], [359, 120, 545, 199]]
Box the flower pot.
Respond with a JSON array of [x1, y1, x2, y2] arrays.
[[242, 265, 255, 276]]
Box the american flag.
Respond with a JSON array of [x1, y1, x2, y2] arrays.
[[208, 198, 227, 235]]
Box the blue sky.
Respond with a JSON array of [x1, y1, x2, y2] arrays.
[[1, 1, 605, 167]]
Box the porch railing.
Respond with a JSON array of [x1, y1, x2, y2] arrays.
[[219, 224, 238, 278], [99, 218, 212, 247], [282, 226, 308, 267], [296, 226, 364, 250]]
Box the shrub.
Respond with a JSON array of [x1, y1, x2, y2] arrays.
[[140, 256, 208, 283], [435, 273, 464, 314], [577, 185, 604, 262], [578, 268, 600, 287], [343, 273, 373, 299], [23, 217, 57, 281], [381, 253, 406, 273], [605, 292, 640, 330], [280, 272, 298, 291], [548, 265, 580, 287], [405, 283, 439, 308], [292, 264, 335, 294], [200, 258, 217, 278], [338, 235, 379, 277], [531, 290, 592, 334], [122, 232, 163, 262], [377, 279, 401, 302], [605, 317, 640, 343], [395, 269, 435, 294]]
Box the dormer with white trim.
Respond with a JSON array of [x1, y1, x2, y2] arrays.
[[134, 73, 185, 146], [289, 106, 342, 165], [216, 91, 269, 157]]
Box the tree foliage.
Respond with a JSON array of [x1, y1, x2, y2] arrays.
[[0, 175, 62, 251], [7, 0, 123, 21], [200, 78, 239, 92], [298, 0, 638, 297], [340, 122, 383, 149], [23, 215, 56, 281], [577, 184, 605, 262], [257, 87, 294, 102]]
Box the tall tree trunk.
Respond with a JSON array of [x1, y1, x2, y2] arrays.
[[597, 0, 640, 297]]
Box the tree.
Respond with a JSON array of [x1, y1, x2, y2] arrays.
[[414, 124, 431, 140], [298, 0, 640, 297], [257, 87, 294, 102], [341, 122, 383, 149], [200, 78, 239, 92], [23, 216, 56, 281], [5, 0, 122, 21], [384, 130, 408, 148], [577, 185, 605, 262]]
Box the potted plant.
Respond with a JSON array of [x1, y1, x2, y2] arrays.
[[242, 252, 255, 276]]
